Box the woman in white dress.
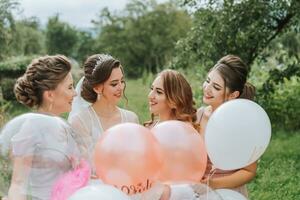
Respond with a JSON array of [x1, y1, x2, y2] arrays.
[[68, 54, 139, 169], [1, 55, 85, 200]]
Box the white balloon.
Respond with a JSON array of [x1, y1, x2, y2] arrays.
[[216, 189, 247, 200], [169, 183, 222, 200], [205, 99, 271, 170], [68, 184, 131, 200]]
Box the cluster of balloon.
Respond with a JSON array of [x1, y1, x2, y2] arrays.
[[93, 123, 163, 195], [151, 120, 207, 183], [205, 99, 272, 170], [92, 99, 271, 198]]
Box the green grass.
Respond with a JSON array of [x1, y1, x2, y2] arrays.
[[248, 132, 300, 199], [1, 78, 300, 199], [119, 77, 153, 123]]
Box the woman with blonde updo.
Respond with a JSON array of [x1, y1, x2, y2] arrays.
[[0, 55, 86, 200]]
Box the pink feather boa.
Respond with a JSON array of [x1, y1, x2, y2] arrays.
[[51, 159, 91, 200]]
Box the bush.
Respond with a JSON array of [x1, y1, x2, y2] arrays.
[[257, 76, 300, 131], [1, 78, 16, 101], [0, 55, 37, 80]]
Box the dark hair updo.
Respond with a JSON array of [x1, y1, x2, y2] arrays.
[[81, 54, 124, 103]]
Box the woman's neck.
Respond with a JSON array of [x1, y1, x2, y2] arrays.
[[37, 106, 57, 116], [92, 99, 118, 117], [159, 112, 174, 122]]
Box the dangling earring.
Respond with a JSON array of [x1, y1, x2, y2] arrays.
[[48, 101, 53, 113], [97, 93, 102, 101]]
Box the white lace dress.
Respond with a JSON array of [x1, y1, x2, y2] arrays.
[[68, 106, 139, 169]]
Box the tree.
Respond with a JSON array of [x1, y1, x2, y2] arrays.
[[12, 17, 45, 55], [93, 0, 192, 77], [173, 0, 300, 70], [0, 0, 18, 60], [45, 15, 78, 57], [74, 30, 96, 63]]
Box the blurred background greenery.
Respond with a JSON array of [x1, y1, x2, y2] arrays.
[[1, 0, 299, 199]]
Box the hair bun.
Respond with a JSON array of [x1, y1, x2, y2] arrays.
[[14, 76, 40, 107]]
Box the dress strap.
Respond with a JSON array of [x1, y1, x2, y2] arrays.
[[196, 107, 205, 124]]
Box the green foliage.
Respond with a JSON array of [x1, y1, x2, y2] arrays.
[[0, 0, 18, 61], [46, 15, 79, 57], [0, 153, 11, 197], [1, 78, 16, 101], [258, 76, 300, 131], [173, 0, 300, 70], [0, 99, 12, 128], [12, 18, 46, 55], [74, 30, 96, 63], [249, 31, 300, 131], [0, 55, 36, 80], [93, 0, 192, 77]]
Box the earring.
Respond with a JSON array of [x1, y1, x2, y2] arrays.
[[97, 93, 102, 101], [48, 101, 53, 113]]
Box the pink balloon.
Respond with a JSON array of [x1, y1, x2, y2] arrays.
[[94, 123, 163, 195], [151, 120, 207, 183]]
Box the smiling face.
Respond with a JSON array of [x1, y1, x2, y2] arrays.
[[95, 67, 125, 105], [51, 72, 76, 115], [202, 69, 228, 109], [148, 75, 172, 119]]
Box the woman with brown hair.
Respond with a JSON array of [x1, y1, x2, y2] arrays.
[[198, 55, 257, 198], [145, 69, 198, 130], [68, 54, 139, 170], [144, 69, 199, 200], [1, 55, 85, 200]]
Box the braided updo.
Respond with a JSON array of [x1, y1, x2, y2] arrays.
[[14, 55, 71, 107]]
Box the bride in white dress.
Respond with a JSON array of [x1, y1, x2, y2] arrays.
[[68, 54, 139, 169]]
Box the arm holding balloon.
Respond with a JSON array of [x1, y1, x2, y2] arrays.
[[201, 162, 257, 189]]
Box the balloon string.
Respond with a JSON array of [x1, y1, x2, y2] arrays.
[[206, 167, 217, 200]]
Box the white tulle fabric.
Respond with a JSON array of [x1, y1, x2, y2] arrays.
[[68, 76, 139, 163], [0, 113, 86, 200], [68, 106, 139, 169], [69, 77, 91, 118]]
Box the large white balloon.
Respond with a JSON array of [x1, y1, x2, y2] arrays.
[[169, 183, 222, 200], [216, 189, 247, 200], [68, 184, 131, 200], [205, 99, 271, 170]]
